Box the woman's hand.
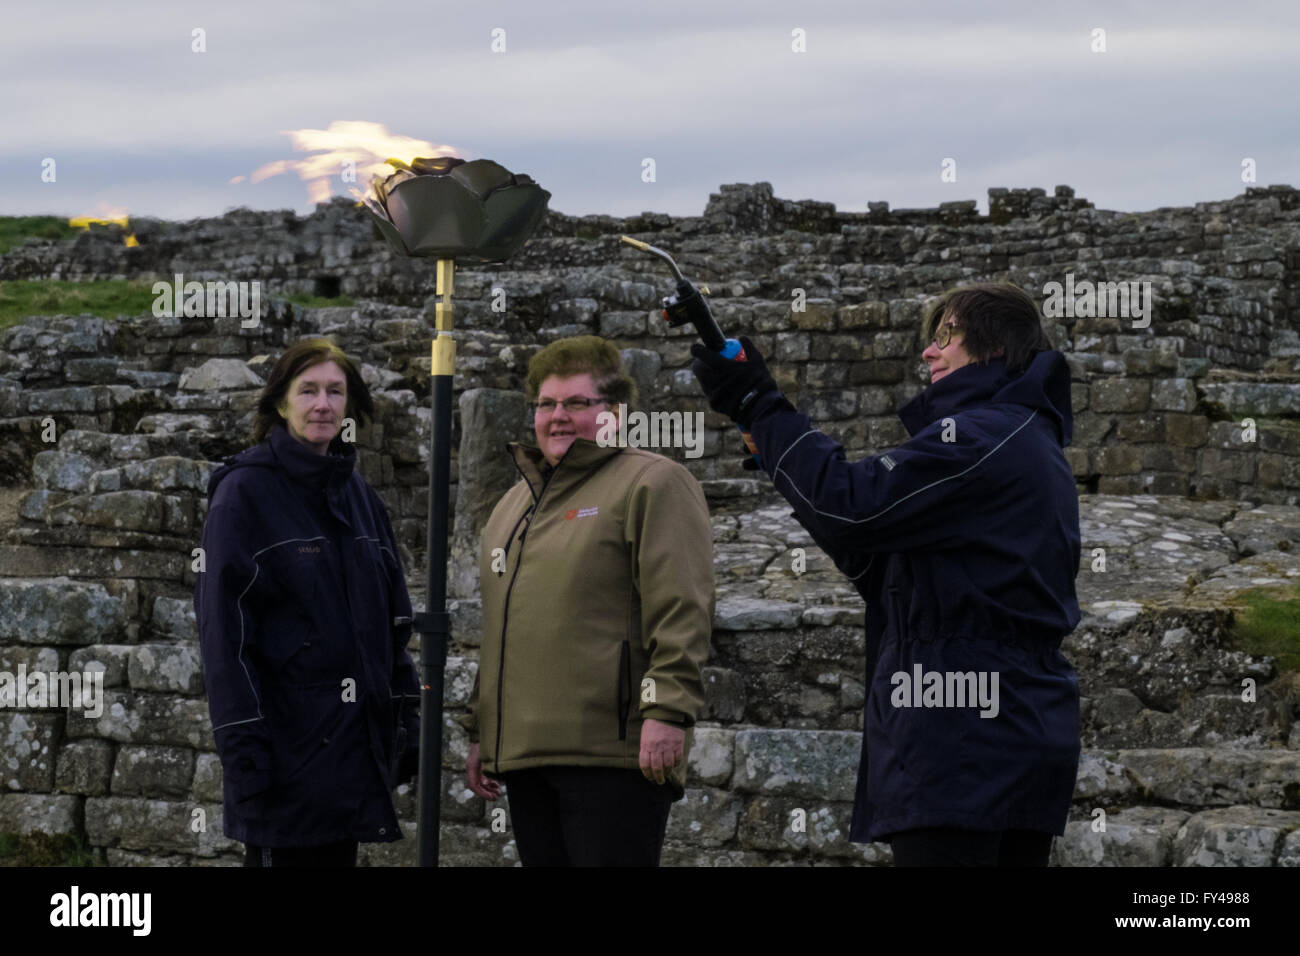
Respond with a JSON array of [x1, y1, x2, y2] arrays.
[[466, 742, 501, 800], [639, 718, 685, 785]]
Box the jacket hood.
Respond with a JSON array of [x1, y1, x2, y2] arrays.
[[206, 422, 357, 501], [898, 350, 1073, 447]]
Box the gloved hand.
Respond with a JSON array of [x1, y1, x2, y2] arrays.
[[392, 722, 420, 786], [689, 335, 779, 430], [394, 741, 420, 786]]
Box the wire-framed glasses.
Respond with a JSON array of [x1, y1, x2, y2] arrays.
[[530, 396, 610, 416]]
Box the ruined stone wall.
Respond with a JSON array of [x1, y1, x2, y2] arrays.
[[4, 181, 1298, 505], [1, 183, 1298, 865]]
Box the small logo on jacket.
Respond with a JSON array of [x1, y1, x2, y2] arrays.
[[565, 507, 598, 520], [297, 544, 322, 554]]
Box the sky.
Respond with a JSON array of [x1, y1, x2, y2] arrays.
[[2, 0, 1298, 223]]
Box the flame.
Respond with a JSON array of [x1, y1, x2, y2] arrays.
[[250, 120, 459, 206], [69, 204, 138, 247]]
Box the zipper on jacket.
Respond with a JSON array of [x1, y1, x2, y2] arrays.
[[497, 507, 532, 575], [616, 640, 631, 741], [493, 463, 554, 770]]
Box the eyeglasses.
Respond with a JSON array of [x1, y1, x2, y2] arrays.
[[930, 319, 961, 350], [531, 396, 609, 416]]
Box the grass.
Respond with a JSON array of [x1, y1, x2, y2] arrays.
[[0, 280, 356, 332], [0, 279, 158, 332], [1227, 581, 1300, 675], [0, 831, 97, 867], [0, 216, 80, 254]]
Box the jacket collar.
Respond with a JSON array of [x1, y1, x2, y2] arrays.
[[897, 351, 1074, 446], [508, 438, 622, 502], [268, 421, 356, 495]]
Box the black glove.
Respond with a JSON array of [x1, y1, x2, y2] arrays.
[[396, 745, 420, 786], [689, 336, 779, 430], [392, 721, 420, 786]]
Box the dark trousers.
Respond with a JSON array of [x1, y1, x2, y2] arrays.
[[889, 827, 1053, 867], [243, 840, 358, 867], [500, 766, 674, 867]]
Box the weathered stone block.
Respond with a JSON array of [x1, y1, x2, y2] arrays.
[[838, 302, 889, 330], [733, 729, 859, 800], [151, 597, 198, 641], [32, 451, 98, 493], [1173, 806, 1300, 867], [0, 793, 82, 836], [791, 299, 836, 331], [192, 753, 223, 803], [85, 797, 235, 856], [665, 787, 742, 847], [1, 713, 60, 791], [69, 645, 133, 687], [67, 690, 215, 749], [1091, 379, 1150, 413], [738, 796, 874, 860], [1095, 445, 1143, 475], [111, 745, 196, 797], [599, 310, 647, 337], [1150, 378, 1198, 412], [122, 456, 212, 493], [1055, 806, 1189, 866], [702, 666, 746, 722], [714, 598, 803, 631], [0, 578, 127, 644], [128, 643, 203, 694], [688, 727, 735, 786], [1164, 413, 1209, 447], [55, 740, 114, 796]]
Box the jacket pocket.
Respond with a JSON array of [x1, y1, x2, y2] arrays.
[[888, 587, 907, 643], [616, 640, 632, 741]]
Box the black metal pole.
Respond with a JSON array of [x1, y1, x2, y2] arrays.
[[416, 258, 455, 866]]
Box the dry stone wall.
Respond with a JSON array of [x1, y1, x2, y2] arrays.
[[1, 182, 1298, 865]]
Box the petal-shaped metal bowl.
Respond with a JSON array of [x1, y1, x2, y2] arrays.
[[367, 159, 550, 262]]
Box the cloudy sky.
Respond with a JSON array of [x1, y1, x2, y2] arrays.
[[3, 0, 1297, 222]]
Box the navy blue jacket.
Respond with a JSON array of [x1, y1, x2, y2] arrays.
[[195, 422, 420, 847], [746, 351, 1081, 842]]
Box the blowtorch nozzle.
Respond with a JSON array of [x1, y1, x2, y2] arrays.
[[619, 234, 726, 352], [619, 235, 686, 283]]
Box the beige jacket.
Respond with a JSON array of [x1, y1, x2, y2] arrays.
[[467, 438, 715, 799]]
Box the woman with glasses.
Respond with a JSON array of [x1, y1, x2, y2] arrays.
[[691, 283, 1079, 867], [465, 335, 715, 866]]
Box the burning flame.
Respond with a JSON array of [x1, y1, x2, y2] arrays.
[[69, 204, 139, 247], [249, 121, 460, 206]]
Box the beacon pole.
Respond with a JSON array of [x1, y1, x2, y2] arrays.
[[415, 257, 454, 867]]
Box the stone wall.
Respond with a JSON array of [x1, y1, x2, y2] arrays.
[[4, 181, 1298, 506], [1, 182, 1298, 865]]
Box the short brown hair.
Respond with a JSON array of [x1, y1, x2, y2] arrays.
[[525, 335, 638, 407], [251, 338, 375, 447], [922, 283, 1052, 374]]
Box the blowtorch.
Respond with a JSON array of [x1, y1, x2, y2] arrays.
[[619, 235, 761, 464]]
